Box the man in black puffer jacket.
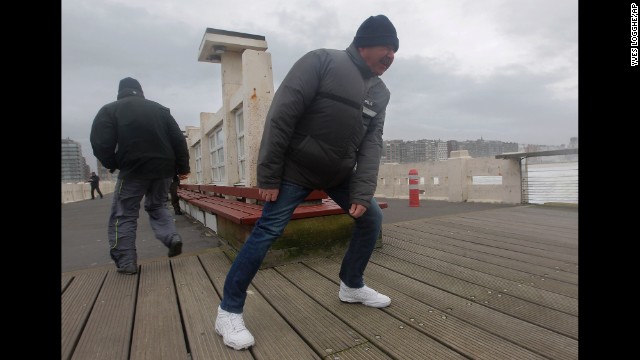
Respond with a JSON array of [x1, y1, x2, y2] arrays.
[[90, 77, 190, 275], [215, 15, 398, 351]]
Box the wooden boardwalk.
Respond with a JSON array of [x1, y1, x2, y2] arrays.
[[61, 205, 578, 360]]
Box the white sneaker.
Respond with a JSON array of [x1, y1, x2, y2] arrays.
[[214, 306, 255, 350], [338, 281, 391, 308]]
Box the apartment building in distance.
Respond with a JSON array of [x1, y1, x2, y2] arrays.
[[382, 138, 519, 164], [61, 138, 90, 183]]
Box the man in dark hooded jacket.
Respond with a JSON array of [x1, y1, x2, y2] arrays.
[[90, 77, 190, 275], [215, 15, 398, 351], [87, 171, 103, 199]]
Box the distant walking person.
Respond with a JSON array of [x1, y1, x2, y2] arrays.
[[87, 171, 103, 200], [90, 77, 190, 275]]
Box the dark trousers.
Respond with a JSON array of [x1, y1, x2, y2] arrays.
[[108, 177, 177, 267], [169, 179, 180, 213], [220, 178, 383, 313], [91, 185, 103, 199]]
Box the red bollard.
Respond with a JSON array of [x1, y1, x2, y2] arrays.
[[409, 169, 420, 207]]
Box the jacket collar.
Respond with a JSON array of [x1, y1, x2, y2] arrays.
[[117, 88, 145, 100], [346, 43, 376, 79]]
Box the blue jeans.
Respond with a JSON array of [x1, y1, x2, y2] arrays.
[[220, 179, 383, 313], [108, 177, 177, 267]]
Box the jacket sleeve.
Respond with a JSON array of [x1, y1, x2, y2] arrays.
[[257, 51, 323, 189], [349, 103, 388, 208], [90, 106, 118, 170], [165, 110, 190, 175]]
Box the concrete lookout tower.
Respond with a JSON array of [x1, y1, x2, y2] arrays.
[[195, 28, 274, 187]]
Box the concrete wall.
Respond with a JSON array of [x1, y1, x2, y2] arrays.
[[375, 151, 522, 204], [61, 155, 522, 204], [61, 181, 116, 204], [241, 50, 274, 187]]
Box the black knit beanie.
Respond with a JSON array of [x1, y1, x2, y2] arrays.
[[118, 77, 143, 94], [353, 15, 399, 52]]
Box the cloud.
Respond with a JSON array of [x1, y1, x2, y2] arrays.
[[62, 0, 578, 170]]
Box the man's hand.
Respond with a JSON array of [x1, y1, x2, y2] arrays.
[[259, 188, 279, 202], [349, 203, 367, 218], [178, 173, 190, 180]]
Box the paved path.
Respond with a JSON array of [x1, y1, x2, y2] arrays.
[[61, 193, 222, 273], [61, 193, 515, 273]]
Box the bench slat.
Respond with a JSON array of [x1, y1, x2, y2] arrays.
[[190, 184, 328, 201], [176, 189, 205, 200], [189, 199, 260, 224]]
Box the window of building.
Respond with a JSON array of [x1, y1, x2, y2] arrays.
[[209, 127, 225, 183], [235, 109, 245, 184], [194, 142, 202, 184]]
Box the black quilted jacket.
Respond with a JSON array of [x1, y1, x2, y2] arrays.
[[90, 88, 190, 180]]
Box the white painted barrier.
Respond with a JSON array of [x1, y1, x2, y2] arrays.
[[61, 181, 116, 203]]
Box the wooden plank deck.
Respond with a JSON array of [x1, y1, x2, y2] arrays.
[[61, 205, 578, 360]]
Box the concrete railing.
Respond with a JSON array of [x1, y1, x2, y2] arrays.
[[61, 181, 116, 204], [375, 151, 522, 204], [62, 152, 524, 204]]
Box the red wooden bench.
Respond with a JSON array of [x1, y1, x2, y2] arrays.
[[178, 184, 387, 225], [176, 184, 389, 268]]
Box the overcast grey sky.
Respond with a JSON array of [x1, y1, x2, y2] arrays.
[[61, 0, 578, 172]]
